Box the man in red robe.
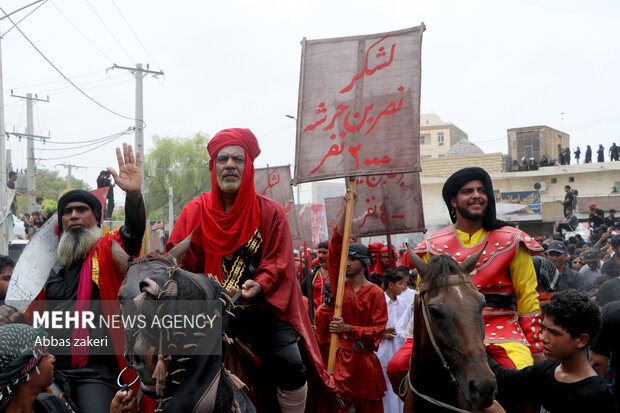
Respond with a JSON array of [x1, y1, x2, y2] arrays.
[[329, 199, 388, 412], [166, 128, 336, 413], [301, 241, 329, 313]]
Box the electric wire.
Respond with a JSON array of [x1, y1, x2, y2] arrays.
[[0, 5, 141, 124], [50, 78, 132, 97], [1, 0, 47, 37], [11, 69, 107, 90], [110, 0, 162, 72], [36, 127, 134, 150], [85, 0, 134, 64], [36, 127, 134, 160], [48, 0, 114, 64]]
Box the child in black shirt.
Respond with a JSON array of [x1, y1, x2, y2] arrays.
[[481, 289, 617, 413]]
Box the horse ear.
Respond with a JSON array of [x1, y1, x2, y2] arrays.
[[406, 242, 428, 278], [459, 242, 487, 274], [112, 239, 130, 273], [167, 230, 194, 264]]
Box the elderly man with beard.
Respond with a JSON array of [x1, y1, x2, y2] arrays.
[[412, 167, 544, 373], [0, 144, 145, 413], [166, 128, 337, 413]]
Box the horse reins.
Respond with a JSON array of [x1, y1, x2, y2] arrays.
[[405, 274, 477, 413]]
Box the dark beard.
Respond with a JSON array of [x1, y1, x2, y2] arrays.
[[456, 203, 486, 221]]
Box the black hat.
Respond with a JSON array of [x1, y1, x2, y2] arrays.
[[442, 167, 504, 231], [57, 189, 102, 238], [582, 248, 600, 264], [546, 241, 566, 254], [348, 243, 370, 266]]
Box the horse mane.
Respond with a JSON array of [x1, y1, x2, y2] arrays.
[[131, 251, 174, 266], [424, 254, 467, 290]]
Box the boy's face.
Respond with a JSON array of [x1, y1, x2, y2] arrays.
[[540, 314, 586, 361], [388, 279, 408, 296]]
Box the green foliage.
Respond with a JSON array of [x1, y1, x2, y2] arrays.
[[41, 199, 57, 217], [144, 132, 211, 221], [15, 169, 90, 215]]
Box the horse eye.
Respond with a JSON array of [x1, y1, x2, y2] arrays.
[[427, 305, 444, 319]]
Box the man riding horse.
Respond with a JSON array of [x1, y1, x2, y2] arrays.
[[166, 128, 336, 412], [413, 167, 544, 369]]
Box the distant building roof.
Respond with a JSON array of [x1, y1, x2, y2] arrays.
[[445, 139, 484, 156]]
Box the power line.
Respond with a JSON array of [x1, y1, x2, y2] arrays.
[[36, 127, 134, 161], [110, 0, 161, 71], [36, 127, 135, 150], [0, 5, 139, 123], [47, 77, 132, 97], [85, 0, 134, 63], [1, 0, 47, 37], [10, 69, 107, 90], [48, 0, 114, 64]]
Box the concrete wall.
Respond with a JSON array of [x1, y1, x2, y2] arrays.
[[507, 125, 569, 164]]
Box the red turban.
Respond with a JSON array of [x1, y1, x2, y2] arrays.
[[184, 128, 263, 279], [207, 128, 261, 171]]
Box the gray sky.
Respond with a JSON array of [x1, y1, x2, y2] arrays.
[[2, 0, 619, 197]]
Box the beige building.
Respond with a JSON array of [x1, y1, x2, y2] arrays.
[[420, 114, 468, 158], [507, 125, 569, 165]]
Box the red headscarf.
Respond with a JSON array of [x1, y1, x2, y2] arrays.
[[193, 128, 262, 278], [373, 246, 397, 275]]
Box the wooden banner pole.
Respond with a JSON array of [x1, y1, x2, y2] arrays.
[[327, 177, 357, 374], [387, 233, 393, 268]]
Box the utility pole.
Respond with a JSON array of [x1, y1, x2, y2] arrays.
[[168, 187, 174, 234], [108, 63, 164, 191], [56, 163, 82, 189], [0, 29, 7, 254], [10, 92, 49, 213]]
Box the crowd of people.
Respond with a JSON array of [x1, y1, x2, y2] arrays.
[[510, 142, 620, 172], [0, 133, 618, 412]]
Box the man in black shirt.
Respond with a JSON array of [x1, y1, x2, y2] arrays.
[[545, 241, 587, 292], [482, 290, 617, 413], [588, 202, 605, 229], [591, 300, 620, 412], [0, 144, 145, 413], [605, 209, 618, 227], [7, 171, 17, 215], [561, 185, 575, 216]]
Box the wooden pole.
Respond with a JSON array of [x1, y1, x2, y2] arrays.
[[327, 178, 357, 374], [387, 233, 394, 268]]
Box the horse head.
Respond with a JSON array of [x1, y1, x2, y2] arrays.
[[407, 245, 497, 411], [113, 234, 236, 411]]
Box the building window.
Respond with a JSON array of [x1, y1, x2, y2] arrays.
[[516, 131, 541, 162], [437, 132, 444, 146], [569, 177, 574, 182], [551, 178, 557, 184], [420, 134, 429, 145]]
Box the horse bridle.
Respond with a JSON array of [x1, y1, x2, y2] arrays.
[[404, 274, 478, 413]]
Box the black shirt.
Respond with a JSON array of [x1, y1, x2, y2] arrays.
[[491, 358, 617, 413], [45, 195, 145, 370], [591, 300, 620, 411]]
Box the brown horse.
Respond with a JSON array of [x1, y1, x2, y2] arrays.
[[403, 247, 497, 412]]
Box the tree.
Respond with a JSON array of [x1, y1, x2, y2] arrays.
[[144, 132, 211, 221], [15, 169, 90, 215]]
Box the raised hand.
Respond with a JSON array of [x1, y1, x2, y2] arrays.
[[108, 143, 142, 197]]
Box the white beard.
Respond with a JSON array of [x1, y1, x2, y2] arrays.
[[57, 226, 103, 265]]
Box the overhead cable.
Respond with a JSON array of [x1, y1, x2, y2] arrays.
[[0, 5, 140, 123]]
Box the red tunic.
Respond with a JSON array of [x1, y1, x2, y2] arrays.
[[329, 229, 388, 401], [314, 303, 334, 367], [413, 225, 544, 356], [311, 267, 329, 310], [167, 195, 337, 406]]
